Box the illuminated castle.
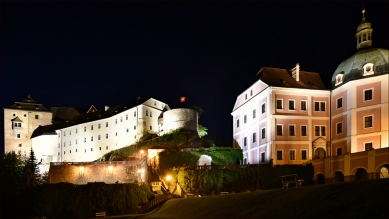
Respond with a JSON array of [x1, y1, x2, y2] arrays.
[[231, 9, 388, 181]]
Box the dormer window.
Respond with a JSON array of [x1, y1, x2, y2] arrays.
[[335, 74, 344, 86], [363, 63, 374, 76]]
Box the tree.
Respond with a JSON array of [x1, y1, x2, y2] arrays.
[[24, 147, 40, 184], [198, 124, 208, 138]]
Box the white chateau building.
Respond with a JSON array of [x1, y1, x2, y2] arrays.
[[4, 96, 198, 172], [232, 9, 388, 166]]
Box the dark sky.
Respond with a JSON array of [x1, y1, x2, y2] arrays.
[[1, 1, 388, 153]]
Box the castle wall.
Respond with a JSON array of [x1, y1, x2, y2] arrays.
[[162, 108, 198, 133]]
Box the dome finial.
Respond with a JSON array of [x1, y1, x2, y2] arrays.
[[362, 3, 366, 21]]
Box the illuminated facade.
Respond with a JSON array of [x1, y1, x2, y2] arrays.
[[232, 10, 388, 168]]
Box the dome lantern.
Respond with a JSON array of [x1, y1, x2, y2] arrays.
[[355, 7, 373, 50]]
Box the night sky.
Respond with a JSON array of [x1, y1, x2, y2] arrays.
[[1, 2, 388, 153]]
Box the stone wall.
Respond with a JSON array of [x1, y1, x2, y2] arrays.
[[48, 157, 148, 184], [163, 108, 198, 134]]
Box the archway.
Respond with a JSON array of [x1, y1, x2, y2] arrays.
[[334, 171, 344, 182], [314, 148, 326, 159], [355, 168, 368, 181], [315, 174, 325, 184], [380, 167, 389, 179]]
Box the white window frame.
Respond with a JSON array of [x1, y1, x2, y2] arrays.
[[276, 150, 283, 160], [289, 149, 296, 161], [314, 125, 326, 136], [314, 101, 326, 112], [336, 97, 343, 109], [363, 89, 373, 101], [243, 137, 247, 147], [253, 109, 256, 119], [301, 125, 307, 136], [301, 150, 307, 160], [261, 128, 266, 139], [364, 115, 373, 128], [335, 74, 344, 86], [237, 119, 240, 128], [288, 99, 296, 110], [261, 103, 266, 114], [301, 100, 307, 111], [289, 125, 296, 136], [363, 63, 374, 76], [336, 122, 343, 134], [244, 115, 247, 124], [276, 124, 283, 136], [276, 99, 283, 110]]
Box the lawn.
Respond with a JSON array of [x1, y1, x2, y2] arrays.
[[145, 179, 389, 219]]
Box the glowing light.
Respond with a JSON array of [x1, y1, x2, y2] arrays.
[[108, 166, 113, 174], [180, 96, 186, 103], [137, 169, 141, 173], [79, 166, 85, 176], [140, 150, 144, 154], [166, 175, 171, 181]]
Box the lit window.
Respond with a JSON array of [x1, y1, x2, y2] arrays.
[[261, 103, 266, 114], [301, 150, 307, 160], [365, 142, 373, 151], [336, 122, 342, 134], [289, 100, 295, 110], [277, 125, 283, 136], [277, 150, 283, 160], [364, 89, 373, 101], [261, 128, 265, 139], [276, 99, 283, 109], [335, 74, 344, 85], [301, 101, 307, 111], [364, 116, 373, 128], [301, 126, 307, 136], [289, 125, 295, 136], [337, 98, 342, 109], [289, 150, 296, 160], [253, 110, 256, 119], [252, 133, 256, 143], [244, 137, 247, 146]]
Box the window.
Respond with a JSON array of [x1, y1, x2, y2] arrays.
[[288, 100, 295, 110], [363, 63, 374, 76], [13, 113, 16, 117], [301, 101, 307, 111], [150, 126, 152, 130], [301, 150, 307, 160], [146, 110, 148, 116], [126, 115, 128, 120], [76, 139, 77, 144], [237, 119, 240, 128], [69, 141, 71, 146], [24, 114, 26, 117], [364, 116, 373, 128], [35, 115, 39, 119], [17, 134, 21, 138], [244, 115, 247, 124], [58, 144, 60, 148], [91, 136, 93, 142], [69, 130, 71, 135], [134, 126, 136, 130], [315, 126, 326, 136], [106, 134, 108, 139], [84, 138, 86, 143], [58, 152, 60, 156], [76, 129, 78, 134], [85, 149, 86, 153], [365, 142, 373, 151], [277, 150, 283, 160], [277, 125, 283, 136], [253, 110, 256, 119], [99, 147, 101, 150], [261, 152, 265, 162], [63, 142, 65, 147], [364, 89, 373, 101], [252, 133, 256, 143], [337, 98, 343, 109], [245, 94, 247, 100], [336, 122, 342, 134], [276, 99, 283, 109], [64, 151, 65, 155], [244, 137, 247, 146], [250, 90, 253, 96], [120, 117, 122, 122], [106, 146, 108, 150], [126, 128, 129, 133], [64, 131, 66, 136], [18, 143, 22, 147], [243, 158, 247, 164], [84, 127, 86, 132], [70, 150, 71, 153], [314, 101, 326, 111], [115, 132, 117, 136], [335, 74, 344, 85], [289, 150, 296, 160], [98, 135, 101, 140], [134, 111, 136, 117], [289, 125, 295, 136], [336, 147, 342, 156], [91, 125, 93, 130], [150, 112, 152, 117], [76, 149, 78, 152], [106, 122, 108, 127], [261, 128, 265, 139], [115, 119, 117, 124], [261, 103, 266, 114], [301, 126, 307, 136], [154, 101, 157, 106], [91, 148, 93, 152]]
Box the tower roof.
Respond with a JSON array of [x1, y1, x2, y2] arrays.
[[4, 95, 49, 111]]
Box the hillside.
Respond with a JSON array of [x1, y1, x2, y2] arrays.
[[144, 179, 389, 219]]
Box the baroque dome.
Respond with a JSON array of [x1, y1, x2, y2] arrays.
[[331, 47, 389, 88]]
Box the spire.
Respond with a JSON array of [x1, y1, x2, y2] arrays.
[[355, 6, 373, 50]]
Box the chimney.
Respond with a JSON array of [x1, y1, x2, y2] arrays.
[[105, 105, 109, 111], [291, 63, 300, 81]]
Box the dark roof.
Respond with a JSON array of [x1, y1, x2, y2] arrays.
[[51, 107, 89, 124], [55, 96, 155, 130], [31, 124, 58, 139], [4, 95, 49, 111], [252, 67, 327, 90], [11, 116, 23, 122]]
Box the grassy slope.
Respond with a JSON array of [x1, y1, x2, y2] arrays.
[[146, 179, 389, 219]]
